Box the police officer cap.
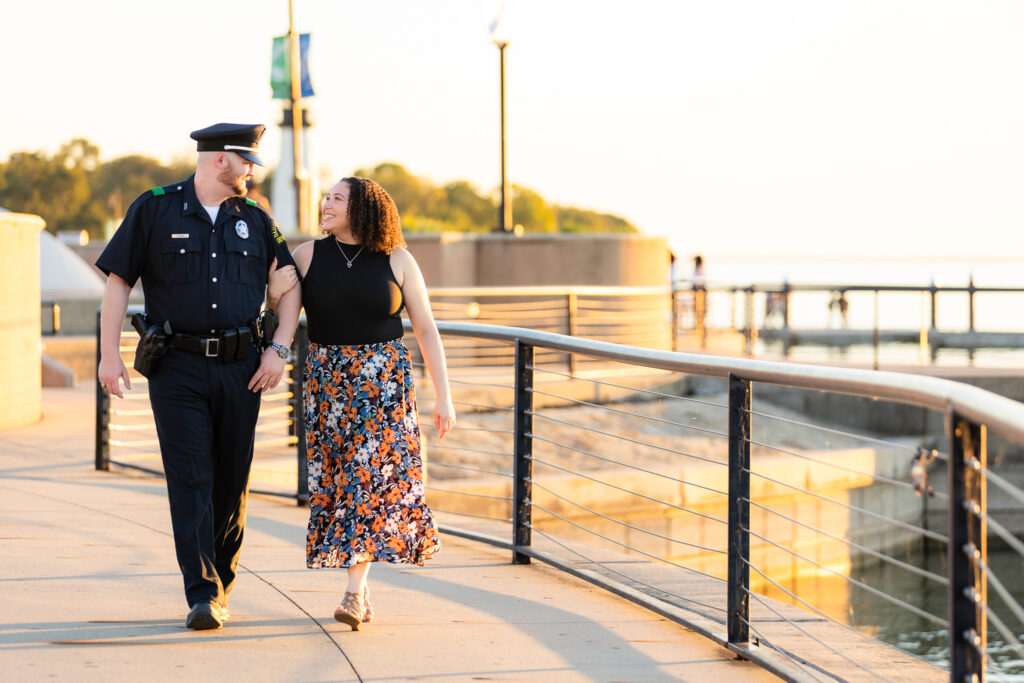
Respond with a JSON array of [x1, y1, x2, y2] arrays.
[[190, 122, 266, 166]]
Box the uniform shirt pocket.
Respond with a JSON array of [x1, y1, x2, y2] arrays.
[[224, 236, 265, 288], [160, 237, 202, 284]]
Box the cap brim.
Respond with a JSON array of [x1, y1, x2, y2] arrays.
[[234, 150, 264, 166]]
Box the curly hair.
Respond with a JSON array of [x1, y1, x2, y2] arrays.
[[341, 177, 406, 254]]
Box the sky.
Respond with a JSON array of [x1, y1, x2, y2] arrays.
[[3, 1, 1024, 262]]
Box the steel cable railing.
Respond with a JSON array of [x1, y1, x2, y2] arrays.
[[528, 478, 725, 556], [528, 525, 727, 615], [747, 498, 948, 586], [524, 504, 727, 585], [95, 307, 300, 500], [526, 412, 729, 473], [745, 465, 949, 544], [97, 312, 1024, 681], [527, 387, 731, 442], [528, 455, 727, 526]]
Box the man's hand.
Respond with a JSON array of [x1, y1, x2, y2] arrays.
[[98, 355, 131, 399], [247, 349, 287, 392]]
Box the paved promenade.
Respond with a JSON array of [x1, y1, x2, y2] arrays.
[[0, 386, 776, 682]]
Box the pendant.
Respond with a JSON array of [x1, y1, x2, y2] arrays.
[[346, 262, 353, 268]]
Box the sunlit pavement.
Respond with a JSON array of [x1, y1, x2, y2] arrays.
[[0, 385, 775, 682]]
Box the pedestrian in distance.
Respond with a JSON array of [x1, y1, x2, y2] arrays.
[[268, 176, 453, 631], [96, 123, 303, 630], [829, 290, 850, 328]]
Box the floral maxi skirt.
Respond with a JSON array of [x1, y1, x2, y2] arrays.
[[304, 339, 440, 568]]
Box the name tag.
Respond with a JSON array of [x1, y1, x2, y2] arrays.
[[171, 233, 189, 239]]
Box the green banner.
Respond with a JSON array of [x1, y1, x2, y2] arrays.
[[270, 34, 314, 99]]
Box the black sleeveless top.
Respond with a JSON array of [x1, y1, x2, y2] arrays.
[[301, 238, 405, 345]]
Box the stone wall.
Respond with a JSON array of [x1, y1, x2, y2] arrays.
[[285, 231, 670, 287], [0, 212, 45, 428]]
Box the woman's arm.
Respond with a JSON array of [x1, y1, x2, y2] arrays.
[[391, 247, 455, 438], [267, 241, 313, 311]]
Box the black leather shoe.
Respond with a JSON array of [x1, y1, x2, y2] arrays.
[[186, 601, 223, 630]]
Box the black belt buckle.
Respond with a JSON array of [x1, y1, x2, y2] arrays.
[[204, 337, 219, 358]]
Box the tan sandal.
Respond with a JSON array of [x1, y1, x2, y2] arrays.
[[334, 591, 365, 630], [363, 584, 373, 623]]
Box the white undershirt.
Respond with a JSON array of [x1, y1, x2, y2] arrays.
[[202, 204, 219, 224]]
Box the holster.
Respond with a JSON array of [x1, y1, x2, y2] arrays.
[[130, 313, 168, 378], [253, 309, 279, 353]]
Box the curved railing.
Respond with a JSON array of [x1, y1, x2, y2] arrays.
[[96, 312, 1024, 681]]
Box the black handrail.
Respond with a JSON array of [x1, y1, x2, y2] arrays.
[[96, 311, 1024, 680]]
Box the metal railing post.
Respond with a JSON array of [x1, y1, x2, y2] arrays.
[[293, 320, 310, 505], [968, 276, 976, 333], [566, 292, 577, 375], [948, 409, 986, 681], [696, 284, 707, 349], [95, 308, 110, 471], [744, 288, 757, 356], [512, 339, 534, 564], [728, 373, 752, 648], [670, 287, 680, 352], [782, 282, 791, 331], [873, 289, 881, 370], [930, 281, 938, 330]]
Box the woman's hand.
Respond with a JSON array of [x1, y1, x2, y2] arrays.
[[433, 398, 456, 439], [267, 258, 299, 305]]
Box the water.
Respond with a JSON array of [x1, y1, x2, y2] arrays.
[[762, 542, 1024, 678], [692, 257, 1024, 368]]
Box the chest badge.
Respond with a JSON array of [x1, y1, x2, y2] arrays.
[[235, 220, 249, 239]]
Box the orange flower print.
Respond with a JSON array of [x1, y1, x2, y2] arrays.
[[304, 340, 440, 569]]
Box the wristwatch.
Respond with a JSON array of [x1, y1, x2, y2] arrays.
[[269, 342, 289, 359]]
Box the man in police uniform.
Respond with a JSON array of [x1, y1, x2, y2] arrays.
[[96, 123, 302, 630]]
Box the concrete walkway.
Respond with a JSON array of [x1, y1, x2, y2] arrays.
[[0, 386, 776, 682]]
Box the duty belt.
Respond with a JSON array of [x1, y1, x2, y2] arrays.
[[166, 326, 253, 362]]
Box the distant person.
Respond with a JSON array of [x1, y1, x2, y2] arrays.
[[692, 255, 706, 285], [692, 255, 707, 334], [267, 176, 451, 631], [764, 291, 787, 328], [96, 123, 302, 630], [829, 290, 849, 328]]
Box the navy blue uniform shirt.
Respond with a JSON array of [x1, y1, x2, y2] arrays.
[[96, 176, 296, 335]]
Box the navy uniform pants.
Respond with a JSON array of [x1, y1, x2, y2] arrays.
[[148, 346, 261, 608]]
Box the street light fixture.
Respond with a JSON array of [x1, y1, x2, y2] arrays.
[[495, 39, 512, 233]]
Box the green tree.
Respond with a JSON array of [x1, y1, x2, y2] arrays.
[[0, 139, 105, 235], [442, 180, 495, 232], [93, 154, 191, 219], [556, 206, 636, 233], [0, 139, 197, 237], [511, 185, 557, 232]]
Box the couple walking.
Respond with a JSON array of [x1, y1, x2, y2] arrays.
[[97, 123, 453, 632]]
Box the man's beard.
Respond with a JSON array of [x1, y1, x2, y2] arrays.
[[218, 168, 247, 195]]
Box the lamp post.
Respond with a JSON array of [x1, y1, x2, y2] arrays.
[[288, 0, 309, 234], [495, 39, 512, 233]]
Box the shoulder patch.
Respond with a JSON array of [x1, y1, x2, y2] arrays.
[[271, 222, 285, 244], [245, 197, 258, 207], [148, 183, 183, 198]]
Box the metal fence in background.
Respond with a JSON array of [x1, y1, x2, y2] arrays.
[[94, 307, 302, 501], [673, 280, 1024, 367], [94, 311, 1024, 681]]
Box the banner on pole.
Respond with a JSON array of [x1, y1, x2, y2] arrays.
[[271, 34, 314, 99]]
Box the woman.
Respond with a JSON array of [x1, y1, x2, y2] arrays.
[[268, 177, 454, 630]]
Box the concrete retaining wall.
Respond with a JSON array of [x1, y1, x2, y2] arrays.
[[0, 212, 45, 429]]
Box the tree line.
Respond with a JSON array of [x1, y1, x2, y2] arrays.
[[0, 140, 637, 236]]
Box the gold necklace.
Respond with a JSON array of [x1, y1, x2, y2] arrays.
[[334, 238, 364, 268]]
